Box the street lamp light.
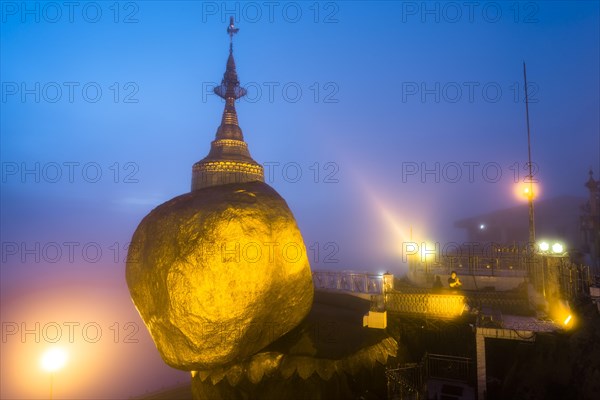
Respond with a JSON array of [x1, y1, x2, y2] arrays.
[[552, 243, 564, 254], [41, 348, 67, 400], [537, 241, 566, 256]]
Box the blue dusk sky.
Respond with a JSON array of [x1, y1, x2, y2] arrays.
[[1, 1, 599, 398]]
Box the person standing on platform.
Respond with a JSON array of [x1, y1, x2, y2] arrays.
[[448, 271, 462, 289]]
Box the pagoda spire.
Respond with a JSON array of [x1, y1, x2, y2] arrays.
[[191, 18, 264, 191], [214, 17, 246, 141], [585, 168, 598, 191]]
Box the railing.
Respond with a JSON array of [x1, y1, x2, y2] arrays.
[[387, 353, 473, 400], [408, 244, 536, 277], [424, 353, 472, 383], [428, 263, 528, 278], [444, 254, 529, 274], [311, 270, 383, 294], [386, 362, 422, 400], [411, 256, 530, 277], [469, 291, 530, 316], [558, 263, 592, 299], [312, 271, 467, 318], [312, 269, 536, 317], [384, 292, 466, 318]]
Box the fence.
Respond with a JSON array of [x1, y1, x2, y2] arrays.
[[386, 353, 473, 400], [311, 270, 383, 294], [384, 292, 466, 319]]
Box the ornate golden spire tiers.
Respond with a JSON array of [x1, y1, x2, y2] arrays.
[[191, 17, 264, 191]]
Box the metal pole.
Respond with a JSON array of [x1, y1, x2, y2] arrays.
[[523, 62, 536, 247], [542, 256, 546, 299]]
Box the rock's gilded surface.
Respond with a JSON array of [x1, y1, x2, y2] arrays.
[[126, 181, 314, 370]]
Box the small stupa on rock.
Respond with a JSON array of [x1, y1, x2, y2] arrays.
[[191, 17, 264, 190]]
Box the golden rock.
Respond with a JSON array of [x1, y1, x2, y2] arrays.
[[126, 181, 314, 370]]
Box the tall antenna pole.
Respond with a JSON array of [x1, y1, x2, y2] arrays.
[[523, 62, 536, 247]]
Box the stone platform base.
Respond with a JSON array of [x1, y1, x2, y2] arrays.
[[191, 291, 397, 399]]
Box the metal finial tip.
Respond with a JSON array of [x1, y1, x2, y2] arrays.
[[227, 17, 239, 38]]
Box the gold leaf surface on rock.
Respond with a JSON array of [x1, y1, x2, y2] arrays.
[[126, 181, 314, 370]]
